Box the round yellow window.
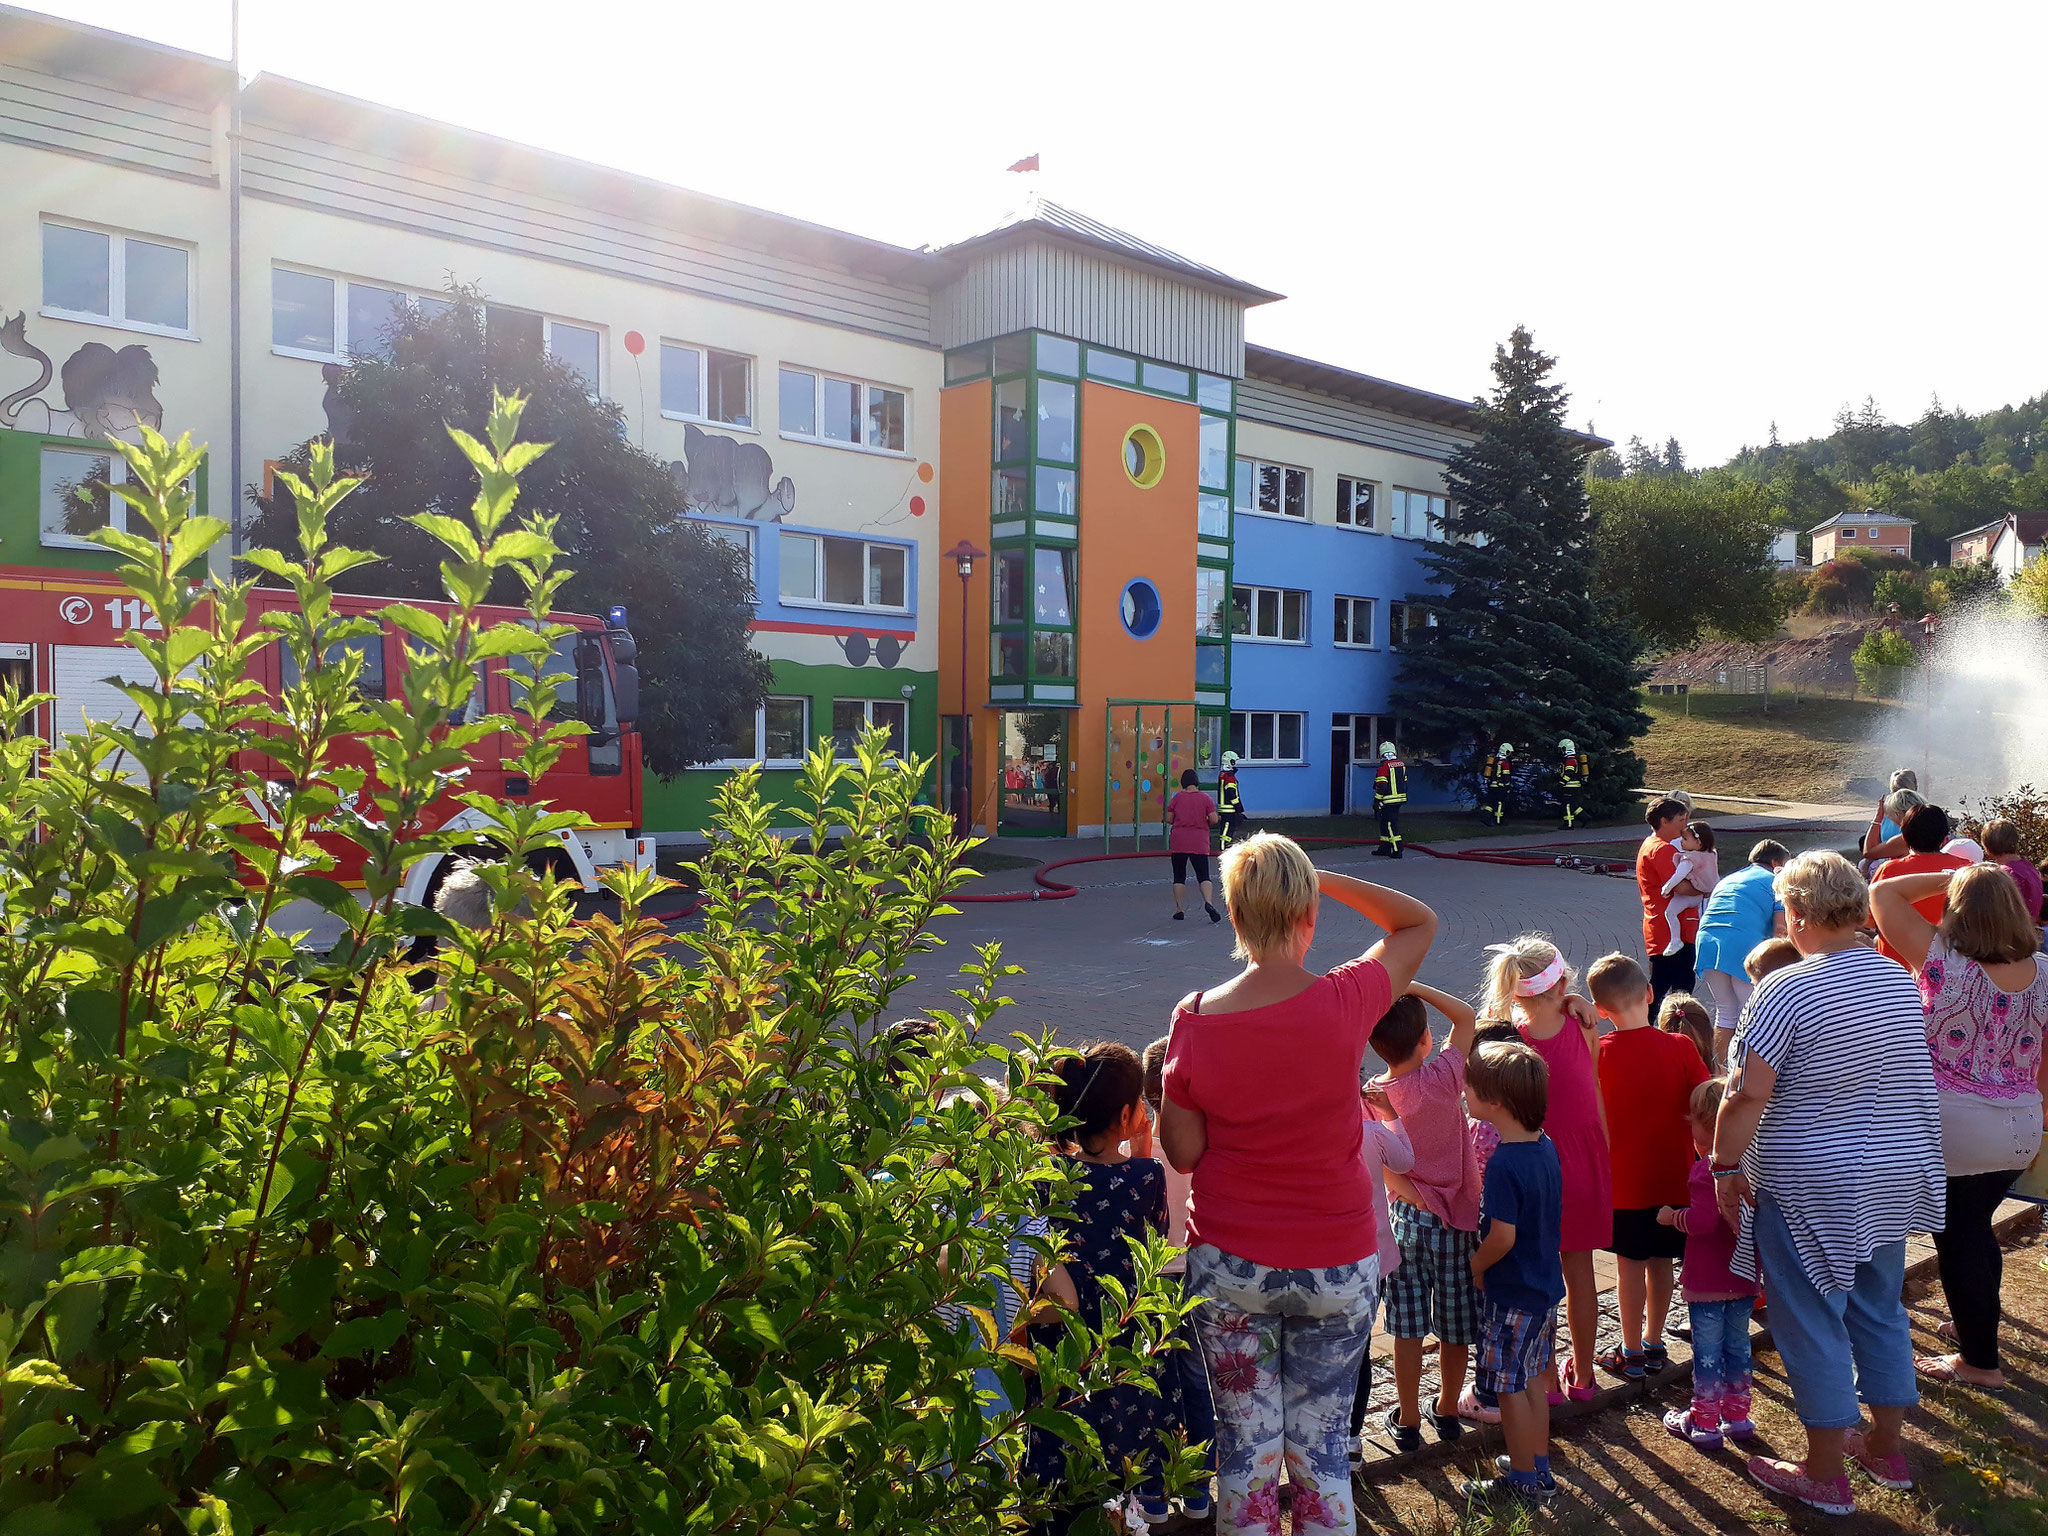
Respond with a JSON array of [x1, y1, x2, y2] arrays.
[[1122, 424, 1165, 489]]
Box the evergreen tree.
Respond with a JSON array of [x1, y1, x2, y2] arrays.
[[1390, 327, 1648, 816], [1663, 436, 1687, 474]]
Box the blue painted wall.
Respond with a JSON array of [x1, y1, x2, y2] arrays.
[[1227, 514, 1458, 815]]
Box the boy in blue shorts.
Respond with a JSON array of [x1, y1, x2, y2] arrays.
[[1462, 1038, 1565, 1506]]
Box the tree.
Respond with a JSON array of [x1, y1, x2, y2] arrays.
[[1853, 626, 1916, 697], [1624, 435, 1663, 478], [1930, 557, 2003, 609], [1804, 558, 1876, 614], [247, 290, 769, 774], [1390, 327, 1648, 815], [1662, 437, 1687, 475], [2014, 554, 2048, 618], [1588, 474, 1786, 648]]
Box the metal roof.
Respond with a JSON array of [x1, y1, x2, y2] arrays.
[[931, 197, 1284, 304], [1243, 343, 1614, 449], [0, 1, 232, 105], [1807, 509, 1919, 533]]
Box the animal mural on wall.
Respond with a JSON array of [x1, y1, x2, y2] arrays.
[[669, 422, 794, 522], [0, 312, 163, 440]]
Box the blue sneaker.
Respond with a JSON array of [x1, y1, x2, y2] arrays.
[[1135, 1495, 1173, 1526]]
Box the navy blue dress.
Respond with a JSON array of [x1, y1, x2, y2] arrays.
[[1025, 1156, 1175, 1488]]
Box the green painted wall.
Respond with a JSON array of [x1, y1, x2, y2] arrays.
[[0, 428, 210, 573], [641, 658, 939, 839]]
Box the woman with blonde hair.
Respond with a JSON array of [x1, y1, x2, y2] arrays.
[[1159, 833, 1436, 1536], [1485, 938, 1610, 1402], [1715, 852, 1941, 1515], [1871, 861, 2048, 1391]]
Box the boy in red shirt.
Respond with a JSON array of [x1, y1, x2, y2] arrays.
[[1870, 804, 1970, 967], [1587, 952, 1708, 1380]]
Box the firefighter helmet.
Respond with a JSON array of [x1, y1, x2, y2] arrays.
[[1380, 741, 1398, 760], [1221, 751, 1239, 768], [1559, 737, 1576, 755], [1499, 742, 1515, 756]]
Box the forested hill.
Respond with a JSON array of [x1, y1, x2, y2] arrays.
[[1592, 393, 2048, 563]]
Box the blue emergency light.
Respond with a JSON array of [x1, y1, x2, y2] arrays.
[[607, 605, 628, 629]]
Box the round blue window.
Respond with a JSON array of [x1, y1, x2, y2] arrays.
[[1120, 579, 1163, 639]]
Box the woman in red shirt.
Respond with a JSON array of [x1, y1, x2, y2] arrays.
[[1165, 769, 1223, 923], [1160, 833, 1436, 1535]]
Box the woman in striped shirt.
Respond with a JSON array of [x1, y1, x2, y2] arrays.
[[1713, 852, 1944, 1517]]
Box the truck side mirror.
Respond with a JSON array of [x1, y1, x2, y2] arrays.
[[574, 635, 608, 728], [605, 627, 638, 665], [612, 664, 639, 727]]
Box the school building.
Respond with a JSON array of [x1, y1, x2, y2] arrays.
[[0, 4, 1586, 840]]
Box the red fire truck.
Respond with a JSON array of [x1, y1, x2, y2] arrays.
[[0, 563, 656, 908]]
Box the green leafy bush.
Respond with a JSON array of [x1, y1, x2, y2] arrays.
[[1930, 559, 2005, 610], [1805, 558, 1876, 614], [1872, 569, 1931, 620], [1853, 626, 1918, 697], [0, 405, 1188, 1535]]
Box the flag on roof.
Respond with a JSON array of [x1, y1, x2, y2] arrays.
[[1006, 154, 1039, 173]]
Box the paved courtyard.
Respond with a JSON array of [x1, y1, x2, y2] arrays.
[[885, 810, 1858, 1058]]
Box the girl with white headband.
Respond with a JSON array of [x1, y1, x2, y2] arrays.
[[1484, 937, 1613, 1405]]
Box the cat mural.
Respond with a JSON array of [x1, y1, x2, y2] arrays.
[[668, 422, 795, 522]]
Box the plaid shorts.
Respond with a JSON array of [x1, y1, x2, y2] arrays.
[[1382, 1202, 1481, 1345], [1474, 1303, 1557, 1398]]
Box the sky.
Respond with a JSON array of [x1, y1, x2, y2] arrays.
[[22, 0, 2048, 463]]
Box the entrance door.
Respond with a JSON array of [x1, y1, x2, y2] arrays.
[[998, 710, 1068, 836], [940, 715, 966, 829], [1330, 720, 1351, 816]]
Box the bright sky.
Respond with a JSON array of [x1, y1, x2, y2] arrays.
[[25, 0, 2048, 462]]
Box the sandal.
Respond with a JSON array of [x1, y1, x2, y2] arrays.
[[1560, 1357, 1599, 1401], [1644, 1341, 1671, 1375], [1594, 1344, 1645, 1381], [1915, 1353, 2006, 1392]]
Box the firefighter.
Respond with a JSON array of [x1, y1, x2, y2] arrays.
[[1481, 740, 1515, 825], [1557, 736, 1587, 829], [1372, 739, 1407, 858], [1217, 751, 1249, 849]]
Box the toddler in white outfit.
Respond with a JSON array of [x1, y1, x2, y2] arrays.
[[1661, 821, 1720, 956]]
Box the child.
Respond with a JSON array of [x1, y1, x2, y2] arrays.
[[1461, 1039, 1565, 1506], [1349, 1075, 1415, 1464], [1743, 936, 1801, 984], [1022, 1044, 1173, 1525], [1484, 937, 1610, 1403], [1369, 983, 1481, 1450], [1588, 954, 1708, 1382], [1657, 1077, 1761, 1447], [1139, 1038, 1214, 1522], [1656, 991, 1716, 1073], [1659, 822, 1721, 956]]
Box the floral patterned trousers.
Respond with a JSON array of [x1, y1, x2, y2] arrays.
[[1186, 1243, 1381, 1536]]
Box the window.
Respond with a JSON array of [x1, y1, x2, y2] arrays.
[[1391, 602, 1438, 648], [42, 220, 191, 335], [1033, 547, 1075, 626], [1231, 584, 1308, 643], [1333, 595, 1375, 648], [1392, 487, 1448, 541], [1035, 334, 1080, 375], [661, 343, 753, 426], [1337, 477, 1377, 530], [698, 521, 757, 597], [546, 321, 601, 389], [1228, 711, 1305, 764], [279, 635, 388, 702], [40, 445, 123, 548], [1038, 379, 1076, 463], [719, 696, 810, 765], [1032, 631, 1074, 678], [778, 533, 909, 611], [1199, 415, 1231, 491], [1234, 458, 1309, 520], [780, 367, 909, 452], [1195, 568, 1230, 638], [832, 698, 908, 758], [1840, 526, 1857, 538], [271, 269, 461, 362], [994, 379, 1029, 463], [1348, 715, 1401, 762]]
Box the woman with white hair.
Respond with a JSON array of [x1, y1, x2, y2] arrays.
[[1713, 851, 1942, 1516]]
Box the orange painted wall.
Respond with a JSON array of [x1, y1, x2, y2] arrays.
[[1074, 383, 1199, 834], [938, 380, 998, 832]]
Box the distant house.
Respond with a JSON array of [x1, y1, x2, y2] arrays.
[[1768, 527, 1800, 567], [1949, 511, 2048, 579], [1809, 510, 1915, 564]]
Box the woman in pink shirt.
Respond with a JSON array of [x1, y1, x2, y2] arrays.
[[1161, 833, 1437, 1536], [1165, 769, 1223, 923]]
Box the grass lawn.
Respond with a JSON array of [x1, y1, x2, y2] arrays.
[[1639, 690, 1901, 803]]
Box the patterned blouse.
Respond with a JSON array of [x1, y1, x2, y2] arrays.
[[1919, 936, 2048, 1101]]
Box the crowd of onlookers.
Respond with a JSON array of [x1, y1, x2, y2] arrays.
[[934, 772, 2046, 1534]]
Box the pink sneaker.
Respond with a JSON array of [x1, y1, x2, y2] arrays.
[[1457, 1389, 1502, 1425], [1842, 1431, 1911, 1491], [1748, 1457, 1855, 1516]]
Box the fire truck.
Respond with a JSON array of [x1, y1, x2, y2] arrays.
[[0, 563, 656, 909]]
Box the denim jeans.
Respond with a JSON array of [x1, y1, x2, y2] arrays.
[[1752, 1193, 1917, 1430], [1187, 1243, 1380, 1536], [1685, 1296, 1755, 1425]]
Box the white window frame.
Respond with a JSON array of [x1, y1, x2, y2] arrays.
[[830, 697, 910, 760], [1391, 602, 1439, 649], [777, 531, 912, 614], [660, 341, 756, 430], [778, 365, 913, 456], [40, 443, 134, 551], [1391, 487, 1448, 542], [1332, 594, 1376, 649], [1348, 714, 1399, 763], [41, 218, 195, 340], [1232, 583, 1309, 644], [1228, 710, 1307, 766], [696, 519, 758, 598], [270, 266, 460, 364], [1336, 476, 1378, 531], [541, 317, 604, 392], [1233, 457, 1310, 522], [709, 695, 811, 769], [1194, 567, 1230, 639]]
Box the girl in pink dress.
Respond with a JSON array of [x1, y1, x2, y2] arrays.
[[1486, 936, 1613, 1402]]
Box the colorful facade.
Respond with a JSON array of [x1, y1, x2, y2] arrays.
[[0, 7, 1536, 839]]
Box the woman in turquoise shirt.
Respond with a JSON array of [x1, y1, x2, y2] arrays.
[[1694, 838, 1790, 1058]]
